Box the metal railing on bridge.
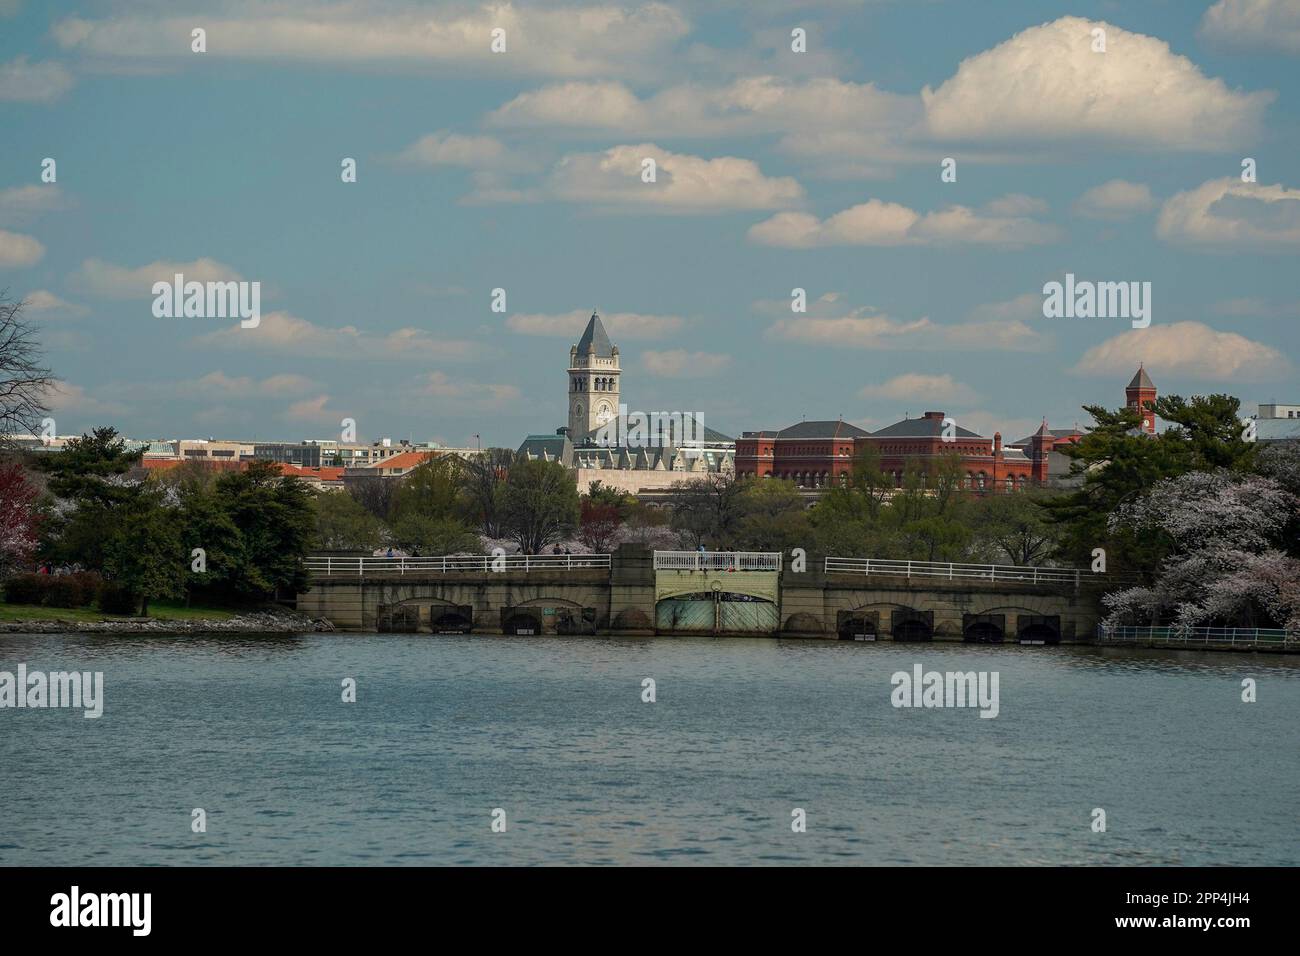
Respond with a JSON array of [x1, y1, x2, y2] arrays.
[[824, 556, 1081, 586], [654, 551, 782, 572], [304, 554, 612, 577], [1097, 625, 1297, 649]]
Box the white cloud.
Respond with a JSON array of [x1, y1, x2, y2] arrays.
[[0, 185, 66, 225], [922, 16, 1272, 150], [69, 257, 242, 298], [488, 75, 917, 137], [859, 373, 980, 405], [283, 395, 345, 427], [762, 294, 1049, 352], [0, 56, 74, 102], [506, 309, 683, 339], [21, 289, 88, 319], [197, 310, 480, 362], [191, 371, 316, 398], [0, 230, 44, 268], [1157, 177, 1300, 246], [642, 349, 731, 377], [1073, 180, 1156, 220], [529, 143, 803, 212], [1072, 321, 1290, 380], [968, 293, 1043, 323], [748, 194, 1058, 248], [1201, 0, 1300, 54], [417, 371, 520, 409], [394, 131, 516, 168], [41, 380, 128, 418], [52, 2, 690, 80]]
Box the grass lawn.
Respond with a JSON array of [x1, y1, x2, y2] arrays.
[[0, 600, 239, 623]]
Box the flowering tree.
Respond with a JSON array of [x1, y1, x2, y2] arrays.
[[1104, 470, 1300, 629], [0, 461, 41, 575]]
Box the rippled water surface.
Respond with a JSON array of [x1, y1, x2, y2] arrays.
[[1, 633, 1296, 865]]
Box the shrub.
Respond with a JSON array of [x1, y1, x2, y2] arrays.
[[3, 573, 46, 605], [43, 571, 104, 608], [97, 581, 138, 616]]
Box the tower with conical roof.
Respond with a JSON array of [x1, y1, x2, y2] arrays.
[[568, 311, 620, 441], [1126, 364, 1157, 434]]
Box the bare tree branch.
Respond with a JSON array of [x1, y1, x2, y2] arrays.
[[0, 292, 52, 449]]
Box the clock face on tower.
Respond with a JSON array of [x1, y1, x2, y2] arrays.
[[595, 402, 614, 425]]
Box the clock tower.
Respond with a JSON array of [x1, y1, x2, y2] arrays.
[[568, 311, 620, 442]]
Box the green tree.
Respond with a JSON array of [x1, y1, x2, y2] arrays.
[[667, 473, 744, 549], [501, 459, 580, 553], [1040, 403, 1188, 570], [314, 489, 385, 551], [102, 488, 184, 615], [969, 490, 1058, 565], [208, 461, 315, 597], [388, 513, 481, 555], [734, 478, 810, 552], [391, 456, 466, 523]]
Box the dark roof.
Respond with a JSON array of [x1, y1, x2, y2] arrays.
[[775, 420, 871, 440], [1128, 366, 1154, 390], [575, 312, 613, 357], [1009, 427, 1079, 447], [517, 434, 572, 463], [869, 416, 981, 439]]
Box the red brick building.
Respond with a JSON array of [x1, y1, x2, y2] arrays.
[[735, 420, 869, 483], [736, 368, 1154, 491]]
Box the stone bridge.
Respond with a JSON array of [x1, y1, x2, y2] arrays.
[[296, 546, 1106, 643]]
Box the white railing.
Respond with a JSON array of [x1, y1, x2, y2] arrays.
[[824, 556, 1080, 586], [304, 554, 612, 576], [654, 551, 782, 572], [1097, 625, 1297, 648]]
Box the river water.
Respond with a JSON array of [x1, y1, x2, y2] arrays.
[[1, 632, 1296, 866]]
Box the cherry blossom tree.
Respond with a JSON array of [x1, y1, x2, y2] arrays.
[[0, 460, 41, 575], [1103, 469, 1300, 629]]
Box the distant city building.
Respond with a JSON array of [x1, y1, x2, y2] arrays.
[[1253, 403, 1300, 442], [254, 441, 323, 468]]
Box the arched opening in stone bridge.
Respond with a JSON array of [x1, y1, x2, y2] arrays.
[[891, 608, 934, 642], [962, 613, 1005, 644], [1017, 615, 1061, 644]]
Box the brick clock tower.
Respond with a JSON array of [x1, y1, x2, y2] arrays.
[[1126, 365, 1157, 434], [568, 311, 620, 441]]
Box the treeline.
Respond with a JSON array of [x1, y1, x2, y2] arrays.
[[3, 428, 313, 615], [317, 452, 584, 555]]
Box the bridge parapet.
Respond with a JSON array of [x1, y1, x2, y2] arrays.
[[655, 550, 782, 571], [824, 557, 1080, 588], [305, 554, 611, 577]]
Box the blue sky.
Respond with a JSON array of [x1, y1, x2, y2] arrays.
[[2, 0, 1297, 447]]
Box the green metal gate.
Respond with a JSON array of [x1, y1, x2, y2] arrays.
[[718, 599, 779, 633], [655, 594, 778, 634], [656, 597, 716, 632]]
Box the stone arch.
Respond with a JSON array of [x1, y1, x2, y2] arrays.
[[962, 612, 1005, 643], [892, 607, 933, 642]]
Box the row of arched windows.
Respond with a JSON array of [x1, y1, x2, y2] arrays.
[[767, 470, 1032, 491], [571, 377, 618, 391]]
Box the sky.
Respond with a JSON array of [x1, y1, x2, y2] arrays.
[[1, 0, 1298, 448]]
